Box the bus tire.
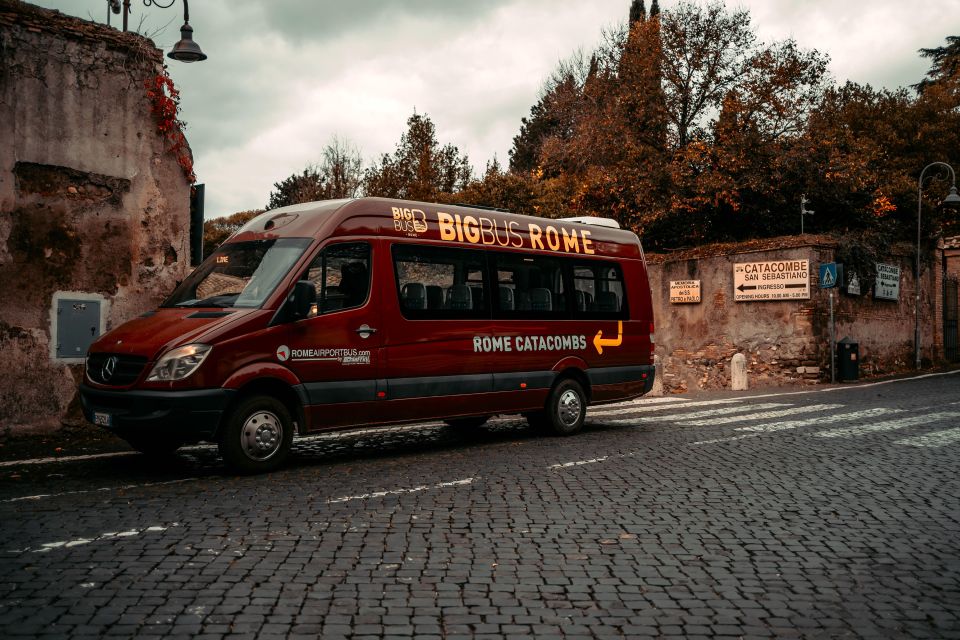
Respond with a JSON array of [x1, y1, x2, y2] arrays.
[[543, 378, 586, 436], [219, 395, 293, 474], [444, 416, 490, 429]]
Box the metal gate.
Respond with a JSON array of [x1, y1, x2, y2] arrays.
[[946, 278, 959, 362]]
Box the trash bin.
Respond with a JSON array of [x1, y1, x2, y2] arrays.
[[837, 336, 858, 382]]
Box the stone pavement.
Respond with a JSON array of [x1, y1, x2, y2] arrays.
[[1, 372, 959, 638]]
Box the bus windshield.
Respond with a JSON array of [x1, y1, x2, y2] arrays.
[[163, 238, 312, 309]]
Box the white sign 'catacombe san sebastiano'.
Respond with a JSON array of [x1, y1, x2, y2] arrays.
[[874, 263, 900, 301], [733, 260, 810, 301]]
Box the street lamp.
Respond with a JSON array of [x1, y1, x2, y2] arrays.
[[915, 162, 960, 369], [800, 194, 814, 234], [115, 0, 206, 62]]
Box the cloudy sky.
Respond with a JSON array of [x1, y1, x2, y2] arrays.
[[39, 1, 960, 218]]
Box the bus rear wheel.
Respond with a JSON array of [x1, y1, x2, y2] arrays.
[[219, 395, 293, 474], [537, 378, 586, 436]]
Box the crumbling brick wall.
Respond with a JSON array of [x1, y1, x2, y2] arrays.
[[0, 1, 192, 432], [647, 237, 943, 392]]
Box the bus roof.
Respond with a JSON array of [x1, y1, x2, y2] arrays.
[[229, 197, 643, 260]]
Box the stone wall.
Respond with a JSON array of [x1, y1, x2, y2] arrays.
[[0, 1, 192, 432], [648, 238, 944, 392]]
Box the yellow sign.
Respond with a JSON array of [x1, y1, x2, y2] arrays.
[[669, 280, 701, 304], [437, 211, 596, 256], [593, 321, 623, 355]]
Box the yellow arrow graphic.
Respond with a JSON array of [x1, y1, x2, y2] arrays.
[[593, 321, 623, 355]]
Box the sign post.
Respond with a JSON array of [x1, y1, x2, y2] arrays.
[[829, 290, 835, 383], [819, 263, 838, 383]]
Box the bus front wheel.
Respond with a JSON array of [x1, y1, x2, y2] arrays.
[[219, 395, 294, 474]]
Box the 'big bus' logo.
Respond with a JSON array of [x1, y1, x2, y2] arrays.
[[436, 211, 596, 255], [390, 207, 601, 255], [392, 207, 428, 236]]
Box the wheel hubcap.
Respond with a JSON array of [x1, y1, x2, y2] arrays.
[[241, 411, 283, 461], [558, 389, 582, 427]]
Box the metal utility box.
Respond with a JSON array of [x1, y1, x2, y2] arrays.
[[837, 336, 859, 382], [55, 298, 102, 359]]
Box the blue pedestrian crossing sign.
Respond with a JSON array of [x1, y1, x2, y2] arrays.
[[819, 263, 838, 288]]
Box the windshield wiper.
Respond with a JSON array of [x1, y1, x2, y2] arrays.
[[176, 294, 240, 308]]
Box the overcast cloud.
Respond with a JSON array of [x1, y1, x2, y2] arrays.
[[37, 1, 960, 217]]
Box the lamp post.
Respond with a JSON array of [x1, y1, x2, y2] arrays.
[[800, 194, 814, 234], [915, 162, 960, 369], [115, 0, 206, 62]]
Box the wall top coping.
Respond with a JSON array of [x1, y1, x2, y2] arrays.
[[646, 234, 936, 265], [646, 234, 838, 265], [0, 0, 161, 63]]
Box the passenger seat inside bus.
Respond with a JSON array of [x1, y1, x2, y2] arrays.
[[447, 284, 473, 310], [596, 290, 619, 312], [426, 285, 444, 310], [499, 286, 514, 311], [401, 282, 427, 310], [530, 288, 552, 311]]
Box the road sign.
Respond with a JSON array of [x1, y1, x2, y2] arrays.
[[875, 263, 900, 300], [819, 263, 837, 288], [846, 271, 861, 296], [669, 280, 701, 304], [734, 259, 810, 301]]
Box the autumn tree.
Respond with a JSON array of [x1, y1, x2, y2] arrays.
[[202, 209, 263, 258], [363, 112, 472, 201], [266, 137, 364, 210], [321, 136, 363, 199], [915, 35, 960, 93], [266, 166, 327, 211]]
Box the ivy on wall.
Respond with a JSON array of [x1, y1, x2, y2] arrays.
[[144, 66, 196, 185]]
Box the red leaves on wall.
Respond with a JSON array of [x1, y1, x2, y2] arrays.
[[144, 68, 196, 184]]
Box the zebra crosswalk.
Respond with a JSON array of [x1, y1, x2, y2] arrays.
[[586, 394, 960, 449]]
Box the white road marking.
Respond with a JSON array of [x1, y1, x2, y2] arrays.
[[895, 427, 960, 448], [588, 398, 742, 417], [813, 412, 960, 438], [679, 404, 844, 426], [0, 451, 138, 468], [326, 477, 475, 504], [689, 434, 759, 446], [7, 524, 174, 554], [735, 407, 904, 433], [1, 478, 200, 504], [601, 403, 787, 425], [548, 457, 609, 469]]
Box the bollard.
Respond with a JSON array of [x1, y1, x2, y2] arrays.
[[731, 353, 748, 391], [649, 355, 664, 396]]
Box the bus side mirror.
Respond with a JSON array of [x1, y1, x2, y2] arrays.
[[288, 280, 317, 321]]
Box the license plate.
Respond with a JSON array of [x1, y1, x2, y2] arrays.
[[93, 412, 112, 427]]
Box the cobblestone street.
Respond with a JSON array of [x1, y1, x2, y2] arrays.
[[2, 373, 959, 639]]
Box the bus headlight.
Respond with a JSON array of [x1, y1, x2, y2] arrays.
[[146, 344, 212, 381]]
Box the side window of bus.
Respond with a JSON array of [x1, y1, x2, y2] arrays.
[[493, 253, 566, 318], [304, 242, 371, 314], [393, 244, 488, 319], [572, 261, 627, 319]]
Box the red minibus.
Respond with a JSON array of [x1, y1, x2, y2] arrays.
[[80, 198, 655, 472]]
